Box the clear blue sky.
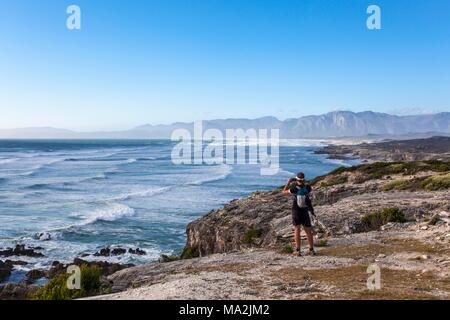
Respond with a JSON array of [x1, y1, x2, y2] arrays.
[[1, 0, 449, 131]]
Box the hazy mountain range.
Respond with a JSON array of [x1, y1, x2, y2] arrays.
[[1, 111, 449, 139]]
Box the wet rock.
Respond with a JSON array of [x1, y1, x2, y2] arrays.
[[35, 232, 51, 241], [52, 260, 61, 267], [94, 247, 127, 256], [47, 261, 65, 279], [128, 248, 146, 255], [94, 248, 112, 257], [5, 260, 28, 266], [25, 269, 47, 283], [94, 247, 145, 257], [0, 260, 13, 282], [0, 245, 45, 258], [111, 248, 127, 256]]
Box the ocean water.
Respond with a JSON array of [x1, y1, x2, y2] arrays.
[[0, 139, 359, 276]]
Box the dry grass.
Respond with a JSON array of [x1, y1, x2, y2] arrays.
[[319, 238, 449, 258], [270, 265, 450, 300], [382, 237, 450, 255]]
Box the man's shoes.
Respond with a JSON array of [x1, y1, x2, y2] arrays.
[[293, 248, 302, 257], [308, 248, 316, 256]]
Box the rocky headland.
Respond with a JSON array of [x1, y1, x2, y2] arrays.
[[90, 137, 450, 300], [2, 137, 449, 300], [314, 136, 450, 162]]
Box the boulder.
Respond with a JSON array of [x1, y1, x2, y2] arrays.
[[94, 247, 111, 257], [111, 248, 127, 256], [94, 247, 145, 256], [0, 260, 13, 282], [0, 245, 44, 258], [35, 232, 51, 241], [128, 248, 146, 255], [25, 269, 47, 282]]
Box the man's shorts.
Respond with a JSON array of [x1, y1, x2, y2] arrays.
[[292, 207, 312, 227]]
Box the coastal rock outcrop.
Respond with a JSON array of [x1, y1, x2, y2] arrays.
[[93, 247, 146, 257], [315, 136, 450, 162], [0, 245, 45, 258], [184, 159, 450, 257]]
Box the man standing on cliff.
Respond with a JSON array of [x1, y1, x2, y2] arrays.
[[282, 172, 315, 256]]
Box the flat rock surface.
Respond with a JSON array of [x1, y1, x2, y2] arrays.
[[90, 223, 450, 300]]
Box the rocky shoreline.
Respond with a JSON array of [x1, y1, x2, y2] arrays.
[[314, 136, 450, 162], [0, 246, 146, 300], [2, 136, 450, 300], [89, 137, 449, 300]]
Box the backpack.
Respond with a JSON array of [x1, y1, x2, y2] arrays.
[[295, 185, 310, 208]]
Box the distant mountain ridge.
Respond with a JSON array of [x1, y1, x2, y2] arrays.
[[1, 111, 449, 139]]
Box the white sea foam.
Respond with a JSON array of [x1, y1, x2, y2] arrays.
[[81, 203, 136, 224], [0, 158, 18, 165], [124, 158, 137, 164], [110, 187, 171, 201], [39, 203, 136, 237], [187, 164, 232, 185]]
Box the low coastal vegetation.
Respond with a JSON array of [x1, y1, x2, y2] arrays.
[[383, 172, 450, 191], [311, 160, 450, 187], [181, 246, 200, 259], [30, 265, 106, 300], [243, 228, 263, 244], [360, 208, 407, 231], [280, 244, 294, 254], [421, 173, 450, 190], [319, 174, 348, 187]]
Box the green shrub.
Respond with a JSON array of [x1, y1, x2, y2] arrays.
[[316, 239, 328, 247], [280, 244, 294, 254], [383, 179, 409, 191], [361, 208, 406, 231], [30, 265, 102, 300], [330, 166, 348, 175], [420, 173, 450, 191], [243, 228, 262, 244], [181, 246, 199, 259], [425, 160, 450, 172]]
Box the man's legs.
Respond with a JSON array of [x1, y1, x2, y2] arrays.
[[294, 225, 301, 250], [303, 226, 314, 250]]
